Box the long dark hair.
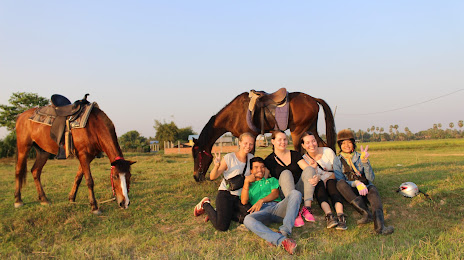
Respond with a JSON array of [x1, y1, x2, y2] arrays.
[[299, 131, 315, 155]]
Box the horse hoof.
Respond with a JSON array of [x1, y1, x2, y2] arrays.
[[40, 201, 51, 206], [14, 202, 24, 208], [92, 209, 102, 215]]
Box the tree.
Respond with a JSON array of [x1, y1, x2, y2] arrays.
[[449, 122, 454, 129], [153, 120, 197, 148], [459, 120, 464, 132], [0, 132, 17, 158], [0, 92, 49, 131], [177, 126, 195, 143], [118, 130, 149, 152]]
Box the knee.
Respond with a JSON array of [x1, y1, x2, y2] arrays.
[[301, 166, 314, 178], [289, 189, 302, 200], [336, 179, 348, 189], [243, 215, 254, 228]]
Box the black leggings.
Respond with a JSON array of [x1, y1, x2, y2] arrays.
[[336, 179, 383, 211], [203, 190, 251, 231], [314, 179, 343, 208]]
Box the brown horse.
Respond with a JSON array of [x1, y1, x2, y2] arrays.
[[192, 91, 335, 181], [14, 106, 135, 214]]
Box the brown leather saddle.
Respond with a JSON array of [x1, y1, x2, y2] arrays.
[[248, 88, 289, 135], [29, 94, 94, 158]]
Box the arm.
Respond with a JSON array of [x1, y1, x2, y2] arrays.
[[240, 175, 254, 205], [360, 157, 375, 182], [209, 157, 228, 180], [248, 188, 279, 213]]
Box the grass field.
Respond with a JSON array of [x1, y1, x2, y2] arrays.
[[1, 139, 463, 259]]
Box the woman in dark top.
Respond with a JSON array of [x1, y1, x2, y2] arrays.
[[264, 130, 317, 227]]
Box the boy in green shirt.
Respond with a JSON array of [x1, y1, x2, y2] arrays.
[[241, 157, 302, 255]]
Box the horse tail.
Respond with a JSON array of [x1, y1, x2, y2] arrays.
[[315, 98, 336, 151]]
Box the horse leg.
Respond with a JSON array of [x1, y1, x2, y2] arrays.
[[31, 149, 51, 206], [68, 165, 84, 202], [290, 125, 311, 153], [14, 144, 31, 208], [78, 156, 100, 214]]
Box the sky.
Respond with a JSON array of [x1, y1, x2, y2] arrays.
[[1, 1, 463, 139]]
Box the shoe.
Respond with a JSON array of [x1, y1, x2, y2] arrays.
[[325, 213, 338, 229], [373, 209, 394, 235], [281, 238, 297, 255], [301, 206, 316, 222], [336, 214, 347, 230], [294, 211, 304, 227], [193, 197, 210, 216]]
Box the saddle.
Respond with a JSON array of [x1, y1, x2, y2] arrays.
[[29, 94, 97, 159], [247, 88, 289, 135]]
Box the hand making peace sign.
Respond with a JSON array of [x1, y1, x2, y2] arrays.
[[213, 152, 222, 167], [360, 145, 369, 160]]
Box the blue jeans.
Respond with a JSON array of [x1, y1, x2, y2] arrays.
[[243, 190, 302, 246]]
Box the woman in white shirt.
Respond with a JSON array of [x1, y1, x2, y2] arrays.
[[193, 132, 254, 231], [300, 131, 347, 230]]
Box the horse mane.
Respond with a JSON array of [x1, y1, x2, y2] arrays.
[[196, 92, 247, 148], [196, 115, 216, 148]]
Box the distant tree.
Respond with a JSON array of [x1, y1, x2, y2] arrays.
[[438, 123, 442, 129], [154, 120, 178, 147], [118, 130, 149, 152], [153, 120, 196, 148], [0, 92, 49, 131], [459, 120, 464, 132], [177, 126, 196, 143], [0, 132, 17, 158], [449, 122, 454, 129]]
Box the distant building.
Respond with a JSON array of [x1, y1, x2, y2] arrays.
[[188, 135, 200, 146]]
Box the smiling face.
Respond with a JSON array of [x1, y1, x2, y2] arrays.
[[340, 140, 355, 153], [239, 135, 255, 154], [301, 134, 318, 154], [250, 160, 266, 181], [271, 132, 288, 152]]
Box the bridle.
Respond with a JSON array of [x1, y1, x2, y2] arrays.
[[111, 156, 128, 196], [194, 146, 212, 174]]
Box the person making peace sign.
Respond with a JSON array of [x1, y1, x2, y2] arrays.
[[333, 129, 394, 235], [193, 132, 254, 231]]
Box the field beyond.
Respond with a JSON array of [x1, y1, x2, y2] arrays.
[[1, 139, 463, 259]]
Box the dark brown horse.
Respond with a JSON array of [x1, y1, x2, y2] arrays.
[[192, 91, 335, 181], [14, 106, 135, 214]]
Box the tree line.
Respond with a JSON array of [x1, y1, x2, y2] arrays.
[[0, 92, 462, 157]]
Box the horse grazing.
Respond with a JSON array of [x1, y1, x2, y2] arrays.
[[192, 91, 335, 182], [14, 103, 135, 214]]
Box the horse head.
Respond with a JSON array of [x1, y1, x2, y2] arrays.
[[192, 138, 213, 182], [110, 158, 136, 209]]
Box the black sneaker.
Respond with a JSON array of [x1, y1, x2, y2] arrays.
[[336, 214, 347, 230], [326, 213, 338, 229]]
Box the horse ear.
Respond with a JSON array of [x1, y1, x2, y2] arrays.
[[193, 138, 198, 144], [129, 160, 136, 165]]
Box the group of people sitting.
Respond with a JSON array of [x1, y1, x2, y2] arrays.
[[193, 129, 394, 255]]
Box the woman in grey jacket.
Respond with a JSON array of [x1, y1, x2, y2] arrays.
[[333, 129, 394, 235]]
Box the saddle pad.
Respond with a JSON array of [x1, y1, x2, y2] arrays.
[[70, 102, 98, 128], [29, 102, 98, 129]]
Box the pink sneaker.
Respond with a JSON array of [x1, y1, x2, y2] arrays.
[[193, 197, 210, 216], [294, 211, 304, 227], [301, 206, 315, 222]]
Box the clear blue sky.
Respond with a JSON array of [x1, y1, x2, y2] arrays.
[[1, 1, 463, 138]]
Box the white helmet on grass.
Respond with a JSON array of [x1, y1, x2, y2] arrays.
[[397, 182, 419, 198]]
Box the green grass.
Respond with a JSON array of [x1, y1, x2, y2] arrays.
[[1, 139, 463, 259]]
